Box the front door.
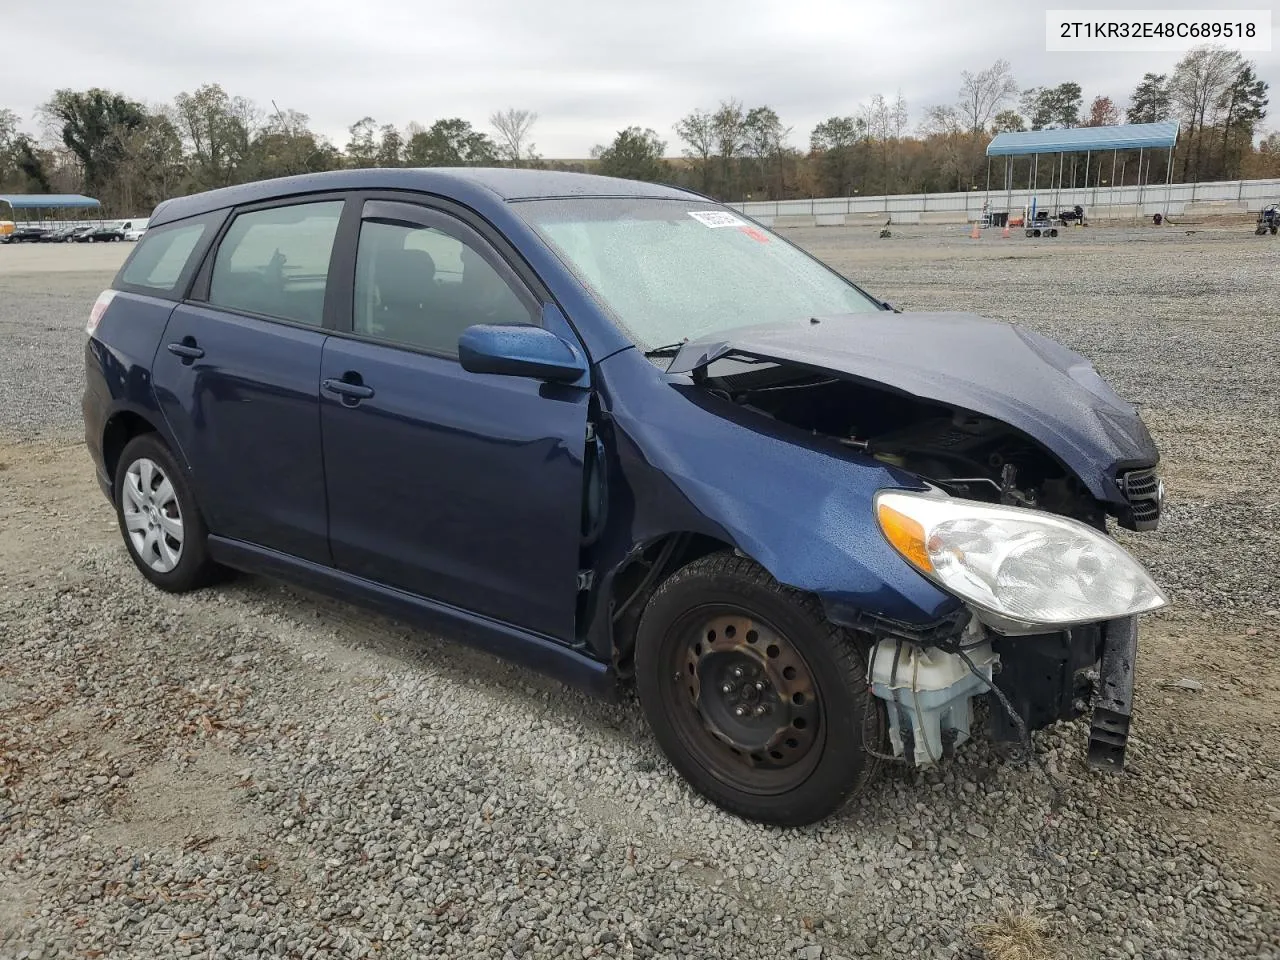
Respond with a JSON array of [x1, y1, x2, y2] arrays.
[[319, 199, 590, 642], [152, 198, 345, 564]]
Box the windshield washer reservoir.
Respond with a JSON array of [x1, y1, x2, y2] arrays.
[[868, 636, 998, 766]]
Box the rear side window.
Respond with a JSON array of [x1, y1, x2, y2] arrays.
[[208, 201, 343, 326], [118, 218, 210, 294]]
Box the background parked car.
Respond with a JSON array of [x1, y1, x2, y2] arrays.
[[39, 225, 82, 242], [123, 224, 146, 241], [9, 224, 49, 243], [73, 225, 125, 243]]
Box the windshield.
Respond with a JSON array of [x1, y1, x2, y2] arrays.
[[513, 197, 881, 351]]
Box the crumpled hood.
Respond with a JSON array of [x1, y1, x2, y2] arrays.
[[668, 311, 1158, 505]]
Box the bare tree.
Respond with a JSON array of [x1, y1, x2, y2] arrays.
[[489, 108, 538, 167], [919, 104, 963, 137], [1170, 46, 1244, 179], [674, 108, 716, 191], [890, 92, 909, 141], [958, 60, 1019, 135]]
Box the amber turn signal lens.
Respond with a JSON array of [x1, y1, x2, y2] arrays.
[[877, 501, 934, 574]]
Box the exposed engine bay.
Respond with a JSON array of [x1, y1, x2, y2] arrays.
[[700, 360, 1123, 529]]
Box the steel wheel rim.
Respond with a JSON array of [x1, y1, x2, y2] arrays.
[[665, 606, 824, 796], [122, 458, 184, 573]]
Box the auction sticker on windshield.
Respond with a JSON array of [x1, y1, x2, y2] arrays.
[[688, 210, 747, 228]]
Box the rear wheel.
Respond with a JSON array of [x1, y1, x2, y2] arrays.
[[114, 434, 222, 592], [635, 552, 884, 826]]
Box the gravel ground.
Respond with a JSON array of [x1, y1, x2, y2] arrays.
[[1, 227, 1277, 960]]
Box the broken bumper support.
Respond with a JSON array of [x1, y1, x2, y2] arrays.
[[1088, 616, 1138, 773]]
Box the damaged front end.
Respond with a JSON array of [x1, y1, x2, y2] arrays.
[[860, 606, 1143, 773], [664, 311, 1169, 771]]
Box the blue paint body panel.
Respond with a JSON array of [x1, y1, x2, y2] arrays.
[[82, 291, 183, 490], [591, 347, 959, 626], [151, 305, 331, 564], [318, 335, 590, 642]]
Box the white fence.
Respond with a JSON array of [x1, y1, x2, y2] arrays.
[[730, 177, 1280, 225]]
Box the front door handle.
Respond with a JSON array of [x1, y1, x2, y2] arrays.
[[167, 342, 204, 363], [322, 378, 375, 402]]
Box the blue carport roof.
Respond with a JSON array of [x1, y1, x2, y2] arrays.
[[0, 193, 101, 210], [986, 121, 1179, 156]]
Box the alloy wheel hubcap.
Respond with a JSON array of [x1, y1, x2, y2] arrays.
[[680, 613, 820, 770], [122, 458, 184, 573]]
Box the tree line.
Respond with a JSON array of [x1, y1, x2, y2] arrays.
[[0, 45, 1273, 217]]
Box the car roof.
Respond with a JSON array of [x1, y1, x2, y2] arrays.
[[148, 168, 704, 227]]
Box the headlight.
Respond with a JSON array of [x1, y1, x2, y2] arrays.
[[875, 489, 1168, 627]]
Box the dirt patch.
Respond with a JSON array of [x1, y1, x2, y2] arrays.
[[96, 747, 259, 854]]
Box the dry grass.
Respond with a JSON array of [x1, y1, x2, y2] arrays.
[[972, 904, 1059, 960]]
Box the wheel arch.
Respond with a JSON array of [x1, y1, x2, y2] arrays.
[[101, 409, 162, 497], [604, 531, 740, 678]]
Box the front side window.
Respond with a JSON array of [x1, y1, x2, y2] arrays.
[[353, 212, 534, 355], [208, 200, 343, 326], [514, 197, 881, 351]]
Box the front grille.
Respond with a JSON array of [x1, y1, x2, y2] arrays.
[[1129, 498, 1160, 523], [1123, 470, 1160, 499], [1118, 467, 1162, 531]]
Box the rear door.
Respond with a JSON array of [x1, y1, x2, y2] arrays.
[[319, 197, 590, 642], [151, 196, 346, 564]]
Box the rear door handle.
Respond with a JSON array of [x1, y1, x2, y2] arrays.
[[166, 342, 204, 362], [322, 378, 375, 401]]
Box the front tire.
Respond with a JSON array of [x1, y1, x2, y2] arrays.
[[635, 552, 884, 826], [113, 434, 221, 592]]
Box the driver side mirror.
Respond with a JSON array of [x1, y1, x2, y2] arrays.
[[458, 324, 587, 384]]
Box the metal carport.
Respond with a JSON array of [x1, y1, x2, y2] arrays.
[[984, 122, 1180, 222], [0, 194, 102, 223]]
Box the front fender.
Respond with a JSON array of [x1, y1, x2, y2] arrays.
[[594, 349, 961, 628]]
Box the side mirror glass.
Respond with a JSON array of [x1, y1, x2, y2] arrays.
[[457, 324, 587, 384]]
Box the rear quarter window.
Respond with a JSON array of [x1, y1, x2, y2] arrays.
[[115, 214, 217, 297]]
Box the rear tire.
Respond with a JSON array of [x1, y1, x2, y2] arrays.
[[635, 552, 884, 826], [113, 434, 222, 593]]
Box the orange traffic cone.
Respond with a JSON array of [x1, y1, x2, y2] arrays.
[[970, 221, 981, 239], [1001, 223, 1010, 239]]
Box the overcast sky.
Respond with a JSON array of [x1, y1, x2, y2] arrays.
[[3, 0, 1276, 156]]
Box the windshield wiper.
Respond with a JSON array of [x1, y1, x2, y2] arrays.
[[643, 339, 689, 358]]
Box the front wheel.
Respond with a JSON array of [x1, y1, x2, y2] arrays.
[[114, 433, 223, 592], [635, 553, 884, 826]]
